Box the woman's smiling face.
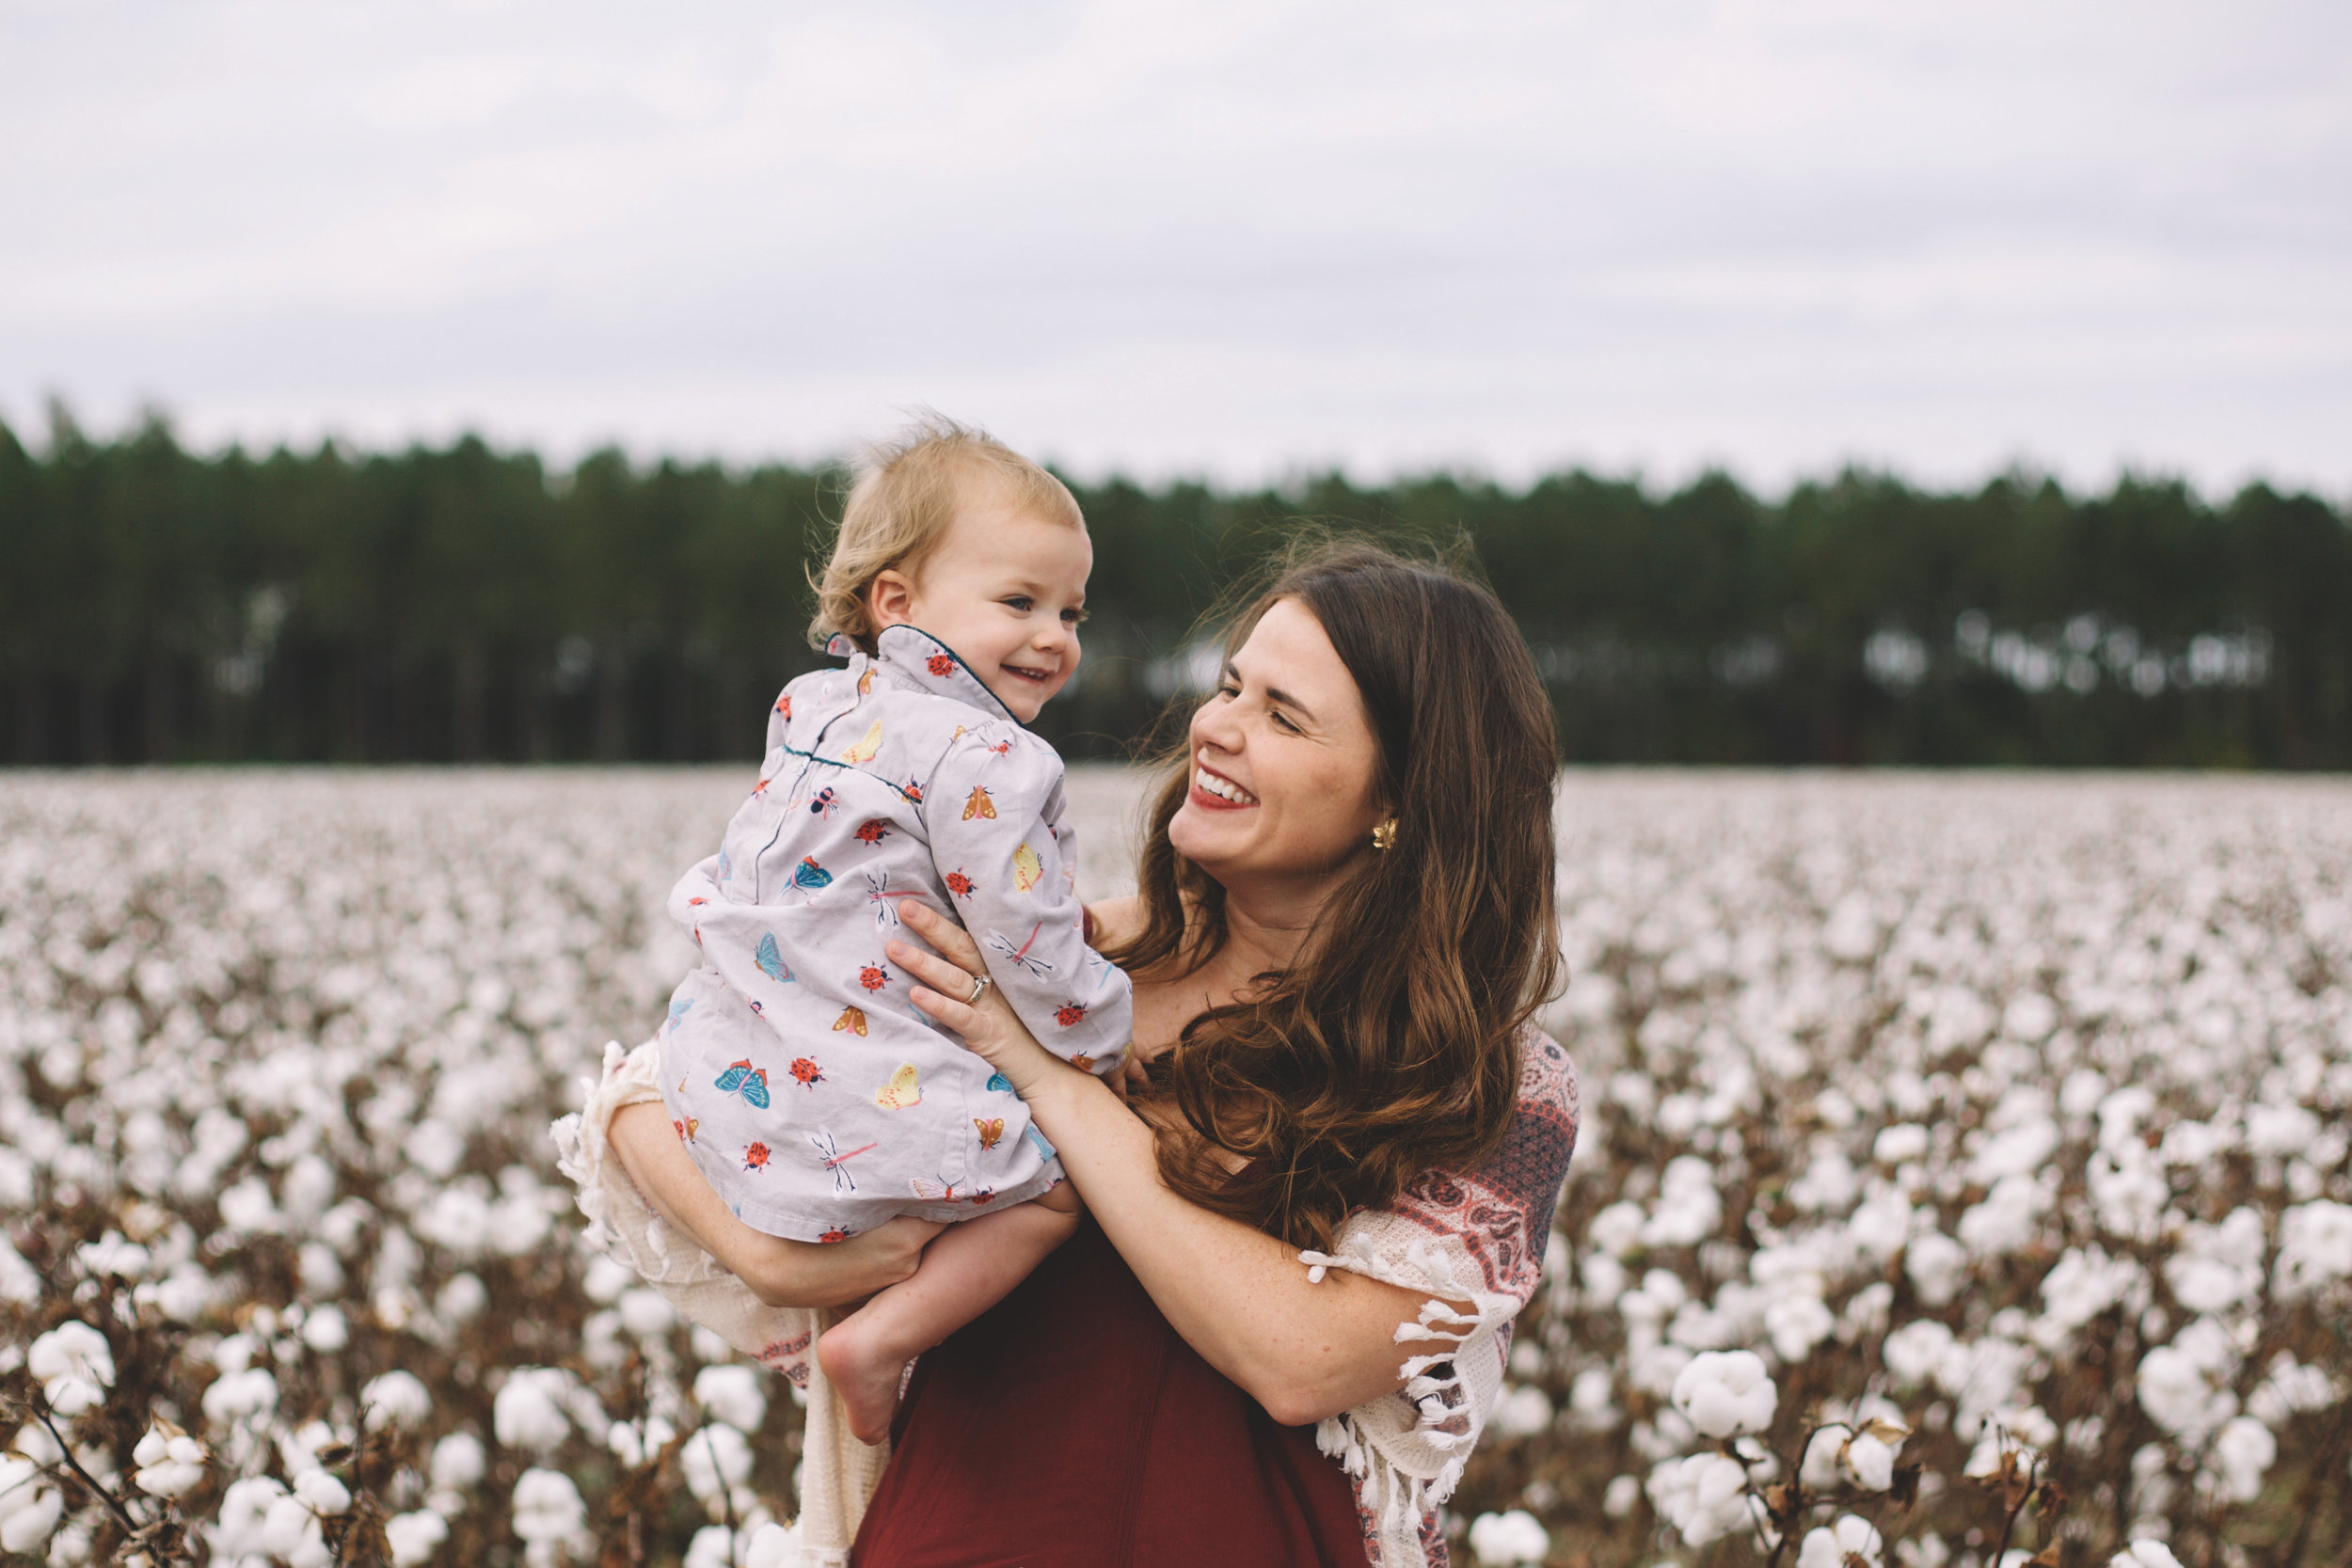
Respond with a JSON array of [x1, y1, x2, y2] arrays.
[[1169, 596, 1386, 896]]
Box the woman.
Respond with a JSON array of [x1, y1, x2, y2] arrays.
[[607, 543, 1578, 1565]]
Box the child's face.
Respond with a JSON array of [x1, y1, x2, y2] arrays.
[[870, 491, 1091, 724]]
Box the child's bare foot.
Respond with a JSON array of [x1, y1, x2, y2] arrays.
[[816, 1310, 912, 1446]]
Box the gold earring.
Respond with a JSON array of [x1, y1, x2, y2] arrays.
[[1371, 818, 1398, 852]]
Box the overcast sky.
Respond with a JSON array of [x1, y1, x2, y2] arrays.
[[3, 0, 2346, 494]]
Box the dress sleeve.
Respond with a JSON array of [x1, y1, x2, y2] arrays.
[[922, 724, 1133, 1074]]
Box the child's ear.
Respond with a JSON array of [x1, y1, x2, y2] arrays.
[[868, 570, 916, 629]]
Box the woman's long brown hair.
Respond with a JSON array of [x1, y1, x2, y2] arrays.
[[1104, 540, 1561, 1255]]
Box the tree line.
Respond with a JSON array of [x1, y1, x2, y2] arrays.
[[3, 411, 2346, 768]]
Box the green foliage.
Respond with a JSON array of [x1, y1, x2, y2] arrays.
[[2, 414, 2345, 767]]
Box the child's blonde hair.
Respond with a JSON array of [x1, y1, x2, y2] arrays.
[[807, 414, 1085, 652]]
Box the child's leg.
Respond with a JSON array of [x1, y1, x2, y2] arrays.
[[818, 1187, 1082, 1445]]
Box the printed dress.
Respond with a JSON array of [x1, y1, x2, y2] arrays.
[[656, 624, 1133, 1241]]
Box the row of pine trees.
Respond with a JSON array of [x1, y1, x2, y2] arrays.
[[3, 415, 2346, 767]]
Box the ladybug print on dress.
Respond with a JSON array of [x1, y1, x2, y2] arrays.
[[853, 817, 891, 846], [818, 1227, 849, 1244], [927, 654, 955, 677], [902, 777, 924, 802], [1054, 1000, 1089, 1028], [855, 960, 890, 993], [744, 1141, 771, 1171], [789, 1056, 825, 1090], [774, 694, 791, 718], [944, 868, 977, 900]]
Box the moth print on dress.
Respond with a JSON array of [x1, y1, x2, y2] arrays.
[[674, 1117, 698, 1143], [854, 959, 891, 994], [852, 817, 892, 846], [910, 1174, 990, 1204], [961, 784, 995, 821], [810, 1128, 875, 1194], [1070, 1054, 1095, 1073], [715, 1060, 772, 1110], [755, 932, 795, 984], [743, 1141, 771, 1171], [872, 1062, 922, 1111], [987, 923, 1055, 979], [832, 1005, 868, 1037], [973, 1117, 1005, 1149], [857, 668, 876, 698], [944, 867, 977, 900], [840, 718, 883, 764], [1010, 842, 1044, 893], [788, 1055, 825, 1091]]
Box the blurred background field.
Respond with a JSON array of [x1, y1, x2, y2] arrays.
[[5, 766, 2351, 1565]]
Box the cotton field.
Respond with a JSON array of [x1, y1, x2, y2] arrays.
[[3, 768, 2350, 1568]]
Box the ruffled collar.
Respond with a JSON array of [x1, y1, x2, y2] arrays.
[[825, 625, 1022, 726]]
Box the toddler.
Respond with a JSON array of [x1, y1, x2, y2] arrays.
[[654, 419, 1130, 1439]]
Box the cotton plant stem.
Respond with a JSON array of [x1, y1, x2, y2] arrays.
[[23, 1398, 140, 1536]]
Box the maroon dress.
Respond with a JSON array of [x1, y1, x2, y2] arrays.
[[851, 1213, 1369, 1566]]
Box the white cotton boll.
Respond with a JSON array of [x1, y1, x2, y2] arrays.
[[262, 1494, 328, 1563], [300, 1305, 349, 1354], [2035, 1247, 2143, 1350], [415, 1186, 493, 1256], [1492, 1386, 1554, 1438], [294, 1469, 352, 1516], [0, 1235, 41, 1307], [743, 1522, 801, 1568], [1601, 1474, 1642, 1518], [1968, 1120, 2060, 1186], [494, 1370, 574, 1455], [583, 1255, 634, 1304], [282, 1154, 337, 1220], [608, 1417, 677, 1469], [213, 1475, 289, 1554], [362, 1371, 433, 1432], [1843, 1433, 1899, 1492], [2001, 992, 2058, 1042], [511, 1467, 587, 1545], [1468, 1510, 1551, 1565], [436, 1273, 488, 1327], [1670, 1350, 1777, 1439], [1588, 1200, 1645, 1257], [1568, 1369, 1617, 1426], [618, 1288, 677, 1338], [2274, 1201, 2352, 1298], [2249, 1354, 2338, 1426], [685, 1525, 745, 1568], [1880, 1321, 1954, 1388], [1647, 1452, 1752, 1546], [2110, 1544, 2185, 1568], [1799, 1428, 1845, 1491], [1767, 1294, 1836, 1362], [693, 1365, 768, 1433], [0, 1478, 63, 1554], [2210, 1416, 2275, 1502], [1788, 1150, 1860, 1215], [130, 1428, 207, 1498], [218, 1175, 282, 1233], [1849, 1191, 1913, 1261], [201, 1367, 279, 1428], [27, 1322, 114, 1417], [2137, 1344, 2236, 1440], [681, 1425, 754, 1505], [1797, 1514, 1883, 1568], [1872, 1124, 1931, 1165], [2088, 1153, 2171, 1243], [385, 1510, 449, 1567], [430, 1433, 486, 1491], [1904, 1233, 1969, 1307], [1641, 1158, 1724, 1247], [2246, 1102, 2320, 1158], [1957, 1173, 2053, 1258], [0, 1149, 34, 1210], [298, 1243, 346, 1297]]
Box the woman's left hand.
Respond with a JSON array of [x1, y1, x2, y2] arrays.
[[889, 902, 1073, 1101]]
